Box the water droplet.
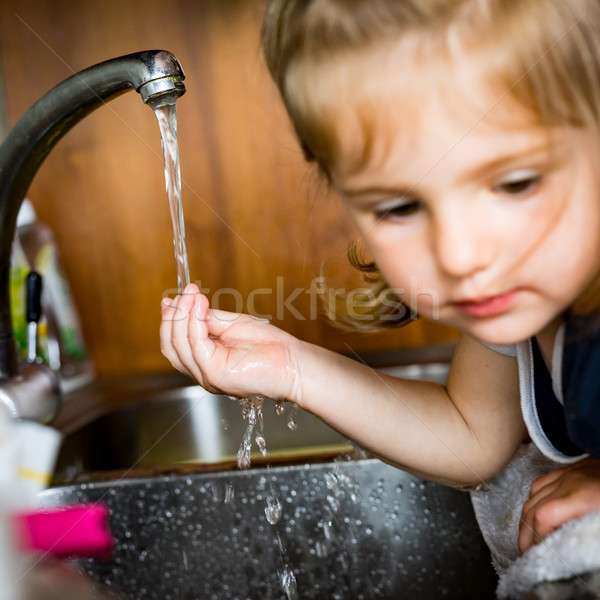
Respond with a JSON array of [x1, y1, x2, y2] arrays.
[[287, 405, 298, 430], [280, 567, 298, 600], [224, 482, 234, 504], [265, 496, 282, 525]]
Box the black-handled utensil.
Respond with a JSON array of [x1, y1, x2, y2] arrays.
[[26, 271, 43, 363]]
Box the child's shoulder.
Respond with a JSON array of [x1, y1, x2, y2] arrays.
[[448, 335, 520, 393]]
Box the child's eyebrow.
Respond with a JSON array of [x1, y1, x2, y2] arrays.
[[456, 140, 557, 185], [337, 138, 562, 201], [338, 184, 414, 202]]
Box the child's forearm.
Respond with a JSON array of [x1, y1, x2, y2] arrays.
[[288, 336, 523, 487], [160, 287, 523, 487]]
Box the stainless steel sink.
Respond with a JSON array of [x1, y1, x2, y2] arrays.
[[52, 362, 451, 483], [43, 361, 498, 599], [53, 386, 353, 483], [42, 460, 497, 600]]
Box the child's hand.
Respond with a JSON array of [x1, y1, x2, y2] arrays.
[[518, 456, 600, 553], [160, 283, 301, 402]]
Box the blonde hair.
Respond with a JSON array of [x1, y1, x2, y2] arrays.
[[262, 0, 600, 329]]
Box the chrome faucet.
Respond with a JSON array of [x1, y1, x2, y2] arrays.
[[0, 50, 186, 421]]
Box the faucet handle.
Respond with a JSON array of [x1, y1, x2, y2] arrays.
[[0, 362, 61, 423], [0, 271, 61, 423], [25, 271, 42, 364]]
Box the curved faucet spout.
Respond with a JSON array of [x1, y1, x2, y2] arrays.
[[0, 50, 185, 381]]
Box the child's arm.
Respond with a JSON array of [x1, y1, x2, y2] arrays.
[[160, 284, 525, 487], [519, 457, 600, 552], [297, 332, 525, 486]]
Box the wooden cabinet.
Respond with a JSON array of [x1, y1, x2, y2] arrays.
[[0, 0, 458, 375]]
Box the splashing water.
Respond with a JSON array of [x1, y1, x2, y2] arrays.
[[154, 103, 190, 293], [236, 397, 298, 599], [264, 491, 282, 525], [287, 404, 298, 431], [236, 396, 267, 469], [153, 101, 300, 599], [280, 567, 298, 600], [224, 481, 235, 504]]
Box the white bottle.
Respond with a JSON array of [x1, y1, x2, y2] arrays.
[[0, 406, 28, 600]]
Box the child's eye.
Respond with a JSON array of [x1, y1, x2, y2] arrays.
[[492, 171, 542, 196], [375, 199, 423, 221]]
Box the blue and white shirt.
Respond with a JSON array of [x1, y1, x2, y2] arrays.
[[488, 315, 600, 464]]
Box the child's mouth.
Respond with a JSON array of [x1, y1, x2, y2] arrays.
[[453, 290, 518, 317]]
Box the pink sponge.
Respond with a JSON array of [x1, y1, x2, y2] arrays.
[[15, 503, 113, 559]]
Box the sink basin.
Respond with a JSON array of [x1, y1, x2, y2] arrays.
[[53, 362, 451, 483], [53, 387, 354, 483], [43, 361, 498, 599], [42, 460, 497, 599]]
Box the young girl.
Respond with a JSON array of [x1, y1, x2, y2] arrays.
[[161, 0, 600, 573]]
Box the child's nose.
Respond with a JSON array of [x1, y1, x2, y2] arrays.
[[433, 217, 494, 279]]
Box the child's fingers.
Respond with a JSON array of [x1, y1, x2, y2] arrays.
[[518, 496, 551, 552], [517, 521, 537, 554], [160, 295, 188, 322], [169, 289, 200, 368], [522, 477, 559, 516], [518, 472, 564, 552], [160, 296, 181, 362], [187, 294, 217, 361], [519, 492, 582, 553], [528, 467, 564, 495], [197, 308, 273, 347], [161, 285, 278, 395], [160, 290, 197, 376], [519, 461, 600, 553]]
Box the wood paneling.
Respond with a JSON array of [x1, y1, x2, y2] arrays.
[[0, 0, 458, 376]]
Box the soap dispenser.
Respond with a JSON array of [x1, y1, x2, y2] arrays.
[[14, 199, 94, 393]]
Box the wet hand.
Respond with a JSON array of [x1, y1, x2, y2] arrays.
[[518, 456, 600, 553], [160, 283, 302, 402]]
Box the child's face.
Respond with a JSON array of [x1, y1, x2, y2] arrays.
[[331, 80, 600, 345]]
